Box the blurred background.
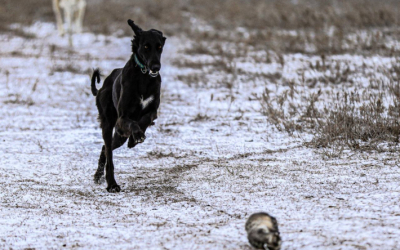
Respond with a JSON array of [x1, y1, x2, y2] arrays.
[[1, 0, 399, 55]]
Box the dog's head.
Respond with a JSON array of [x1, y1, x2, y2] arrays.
[[128, 19, 166, 76]]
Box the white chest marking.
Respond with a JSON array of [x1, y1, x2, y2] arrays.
[[140, 95, 154, 110]]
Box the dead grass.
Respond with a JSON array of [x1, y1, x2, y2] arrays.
[[3, 0, 398, 55], [261, 57, 400, 154], [3, 94, 34, 106], [312, 89, 400, 152], [0, 0, 187, 36], [179, 0, 400, 56], [50, 62, 91, 75], [187, 0, 400, 31], [164, 0, 400, 155]]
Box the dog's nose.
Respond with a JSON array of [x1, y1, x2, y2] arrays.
[[150, 64, 160, 72]]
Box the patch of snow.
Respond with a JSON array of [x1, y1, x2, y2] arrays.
[[0, 22, 399, 250]]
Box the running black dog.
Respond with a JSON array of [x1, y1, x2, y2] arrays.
[[91, 19, 166, 192]]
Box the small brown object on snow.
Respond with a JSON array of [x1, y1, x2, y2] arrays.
[[245, 212, 281, 250]]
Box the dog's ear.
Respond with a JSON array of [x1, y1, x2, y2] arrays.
[[162, 36, 167, 45], [127, 19, 142, 36]]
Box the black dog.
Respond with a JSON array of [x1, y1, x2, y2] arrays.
[[90, 19, 166, 192]]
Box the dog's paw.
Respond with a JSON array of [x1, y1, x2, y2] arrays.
[[94, 175, 105, 184], [132, 129, 145, 142], [128, 136, 138, 148], [94, 171, 105, 184], [135, 133, 146, 143], [106, 184, 121, 193]]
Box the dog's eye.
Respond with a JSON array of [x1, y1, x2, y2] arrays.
[[144, 46, 148, 49], [159, 46, 162, 49]]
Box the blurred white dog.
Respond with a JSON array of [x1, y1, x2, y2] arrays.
[[52, 0, 86, 36]]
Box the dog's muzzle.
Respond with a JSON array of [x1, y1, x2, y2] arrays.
[[149, 70, 159, 77]]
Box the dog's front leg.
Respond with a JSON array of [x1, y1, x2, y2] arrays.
[[116, 117, 144, 139], [127, 111, 157, 148], [127, 127, 146, 148], [130, 120, 145, 142], [115, 117, 133, 137]]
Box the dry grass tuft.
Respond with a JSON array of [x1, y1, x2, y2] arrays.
[[50, 63, 91, 75], [261, 60, 400, 154], [312, 89, 400, 151]]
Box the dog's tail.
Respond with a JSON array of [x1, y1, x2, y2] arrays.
[[91, 68, 101, 96]]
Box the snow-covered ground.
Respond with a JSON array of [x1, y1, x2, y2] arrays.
[[0, 23, 399, 249]]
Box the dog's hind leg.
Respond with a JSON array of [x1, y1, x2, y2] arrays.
[[94, 132, 128, 184], [94, 145, 106, 184], [102, 123, 121, 193]]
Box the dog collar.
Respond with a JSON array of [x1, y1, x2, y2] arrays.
[[134, 53, 148, 74], [134, 53, 159, 77]]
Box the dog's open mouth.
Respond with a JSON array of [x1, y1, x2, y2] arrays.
[[149, 70, 159, 77]]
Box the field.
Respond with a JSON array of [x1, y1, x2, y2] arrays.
[[0, 0, 400, 249]]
